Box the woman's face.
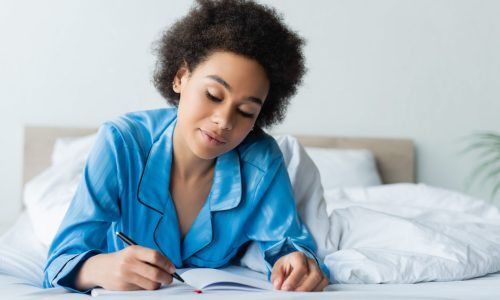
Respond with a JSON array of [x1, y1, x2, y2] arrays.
[[173, 51, 269, 160]]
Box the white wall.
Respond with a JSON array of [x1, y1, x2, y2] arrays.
[[1, 0, 500, 230]]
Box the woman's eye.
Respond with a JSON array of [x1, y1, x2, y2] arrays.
[[205, 91, 221, 102], [238, 110, 255, 118], [206, 90, 255, 118]]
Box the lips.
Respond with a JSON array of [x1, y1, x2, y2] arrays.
[[200, 129, 227, 145]]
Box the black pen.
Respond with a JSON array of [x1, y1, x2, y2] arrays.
[[115, 231, 185, 283]]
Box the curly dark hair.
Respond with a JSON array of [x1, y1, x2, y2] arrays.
[[152, 0, 306, 128]]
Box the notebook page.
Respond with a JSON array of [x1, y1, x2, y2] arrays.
[[91, 282, 193, 296], [181, 267, 273, 291], [91, 266, 272, 296]]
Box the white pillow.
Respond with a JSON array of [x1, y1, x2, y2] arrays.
[[304, 147, 382, 190], [23, 159, 84, 247], [23, 133, 97, 247], [51, 133, 97, 166]]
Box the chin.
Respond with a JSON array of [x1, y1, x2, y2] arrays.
[[191, 144, 226, 160], [194, 150, 219, 160]]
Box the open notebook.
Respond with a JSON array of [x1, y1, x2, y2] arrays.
[[91, 266, 274, 296]]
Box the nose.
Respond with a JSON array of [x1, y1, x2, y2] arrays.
[[211, 104, 234, 131]]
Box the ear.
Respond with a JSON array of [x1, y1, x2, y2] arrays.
[[172, 62, 190, 93]]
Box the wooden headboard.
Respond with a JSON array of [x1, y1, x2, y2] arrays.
[[23, 127, 415, 185]]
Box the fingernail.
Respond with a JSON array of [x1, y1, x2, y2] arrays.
[[168, 266, 176, 274], [282, 284, 290, 291]]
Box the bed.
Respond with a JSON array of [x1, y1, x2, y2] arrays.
[[2, 126, 500, 300]]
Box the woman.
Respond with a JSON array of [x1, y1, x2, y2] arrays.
[[43, 0, 330, 293]]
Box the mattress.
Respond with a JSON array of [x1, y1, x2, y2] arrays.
[[2, 213, 500, 300]]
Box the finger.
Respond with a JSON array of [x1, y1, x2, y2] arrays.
[[313, 276, 329, 292], [109, 274, 143, 292], [116, 282, 143, 291], [129, 272, 162, 291], [137, 262, 173, 285], [270, 263, 285, 290], [129, 246, 176, 274], [281, 254, 309, 291], [295, 259, 324, 292]]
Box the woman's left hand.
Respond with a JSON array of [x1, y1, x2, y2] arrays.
[[271, 251, 329, 292]]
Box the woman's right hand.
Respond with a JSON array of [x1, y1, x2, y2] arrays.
[[75, 245, 176, 291]]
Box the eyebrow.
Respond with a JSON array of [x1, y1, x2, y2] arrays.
[[206, 75, 263, 106]]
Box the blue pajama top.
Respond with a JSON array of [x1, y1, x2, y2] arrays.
[[43, 108, 329, 292]]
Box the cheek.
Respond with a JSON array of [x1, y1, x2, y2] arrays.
[[230, 126, 253, 144], [178, 94, 207, 120]]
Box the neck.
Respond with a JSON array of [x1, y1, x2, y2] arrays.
[[172, 127, 215, 181]]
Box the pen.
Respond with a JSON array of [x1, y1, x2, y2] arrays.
[[115, 231, 185, 283]]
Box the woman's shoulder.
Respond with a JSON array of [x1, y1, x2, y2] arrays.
[[101, 108, 176, 151], [237, 129, 284, 172]]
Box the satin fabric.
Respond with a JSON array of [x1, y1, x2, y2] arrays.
[[43, 108, 328, 292]]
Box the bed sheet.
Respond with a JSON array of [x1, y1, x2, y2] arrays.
[[2, 272, 500, 300], [2, 213, 500, 300]]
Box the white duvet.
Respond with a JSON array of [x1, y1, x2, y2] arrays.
[[323, 184, 500, 283], [274, 136, 500, 284], [3, 134, 500, 287]]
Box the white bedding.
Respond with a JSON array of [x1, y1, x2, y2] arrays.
[[2, 273, 500, 300], [322, 184, 500, 283], [262, 136, 500, 284]]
